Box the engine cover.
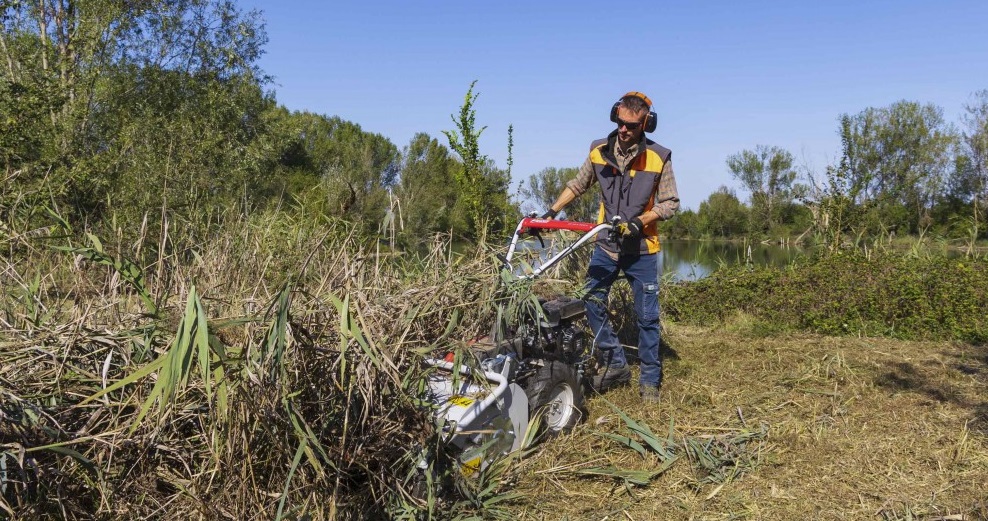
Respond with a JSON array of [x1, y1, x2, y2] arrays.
[[541, 296, 584, 327]]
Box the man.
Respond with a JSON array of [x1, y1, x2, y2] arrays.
[[542, 92, 679, 403]]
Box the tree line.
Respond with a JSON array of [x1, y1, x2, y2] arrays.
[[4, 2, 987, 252], [1, 1, 514, 253], [522, 95, 988, 247], [662, 96, 988, 245]]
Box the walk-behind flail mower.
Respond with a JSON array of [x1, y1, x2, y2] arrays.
[[419, 216, 621, 476]]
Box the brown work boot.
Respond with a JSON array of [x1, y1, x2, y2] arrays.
[[640, 384, 661, 403], [591, 365, 631, 392]]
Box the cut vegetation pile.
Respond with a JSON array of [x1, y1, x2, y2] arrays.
[[2, 216, 988, 520]]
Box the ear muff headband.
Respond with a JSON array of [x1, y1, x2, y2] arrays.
[[625, 91, 653, 107], [610, 91, 658, 133]]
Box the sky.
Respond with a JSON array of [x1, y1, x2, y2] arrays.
[[238, 0, 988, 211]]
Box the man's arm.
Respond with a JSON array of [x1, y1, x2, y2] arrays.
[[545, 158, 595, 217], [639, 160, 679, 226], [546, 186, 577, 216]]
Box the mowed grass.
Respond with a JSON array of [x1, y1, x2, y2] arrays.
[[506, 322, 988, 520]]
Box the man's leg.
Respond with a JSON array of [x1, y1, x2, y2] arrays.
[[623, 253, 662, 388], [583, 246, 626, 368]]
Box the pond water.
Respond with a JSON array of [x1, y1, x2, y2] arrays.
[[660, 239, 808, 281], [502, 236, 808, 281], [461, 233, 966, 283]]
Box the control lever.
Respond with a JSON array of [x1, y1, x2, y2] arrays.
[[607, 216, 623, 243], [529, 229, 546, 249], [522, 212, 546, 248]]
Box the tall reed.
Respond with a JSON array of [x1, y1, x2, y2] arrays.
[[1, 205, 512, 519]]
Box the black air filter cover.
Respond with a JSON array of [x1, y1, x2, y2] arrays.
[[541, 296, 584, 326]]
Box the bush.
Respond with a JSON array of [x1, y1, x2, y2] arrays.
[[665, 251, 988, 343]]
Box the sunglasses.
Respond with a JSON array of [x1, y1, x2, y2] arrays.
[[616, 117, 643, 130]]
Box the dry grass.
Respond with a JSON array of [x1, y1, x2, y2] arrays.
[[3, 212, 987, 519], [0, 211, 504, 519], [505, 322, 988, 520]]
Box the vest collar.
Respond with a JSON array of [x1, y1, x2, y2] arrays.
[[604, 130, 648, 159], [603, 130, 650, 170]]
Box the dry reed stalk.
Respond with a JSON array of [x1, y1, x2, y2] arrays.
[[1, 210, 512, 519]]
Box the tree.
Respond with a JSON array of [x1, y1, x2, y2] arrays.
[[395, 132, 462, 242], [97, 66, 276, 224], [261, 110, 400, 229], [443, 81, 487, 238], [838, 101, 958, 233], [477, 157, 518, 237], [726, 145, 797, 233], [443, 81, 516, 239], [947, 90, 988, 237], [0, 0, 270, 225], [662, 208, 700, 239], [697, 186, 749, 238], [518, 167, 598, 222]]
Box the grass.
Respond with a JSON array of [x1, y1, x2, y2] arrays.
[[0, 209, 503, 519], [2, 211, 988, 519], [504, 323, 988, 520]]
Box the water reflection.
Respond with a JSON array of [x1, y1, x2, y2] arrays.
[[661, 239, 806, 281], [480, 234, 966, 282], [506, 237, 806, 281]]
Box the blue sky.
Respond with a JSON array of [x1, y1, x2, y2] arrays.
[[239, 0, 988, 211]]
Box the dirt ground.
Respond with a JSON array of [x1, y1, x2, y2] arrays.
[[505, 322, 988, 520]]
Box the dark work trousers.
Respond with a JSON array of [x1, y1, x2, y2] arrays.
[[583, 245, 662, 387]]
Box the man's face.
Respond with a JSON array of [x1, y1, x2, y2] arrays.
[[615, 106, 646, 147]]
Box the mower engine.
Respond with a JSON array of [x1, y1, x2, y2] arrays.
[[421, 216, 618, 474], [522, 296, 588, 363]]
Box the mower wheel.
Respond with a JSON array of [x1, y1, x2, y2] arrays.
[[525, 360, 588, 436]]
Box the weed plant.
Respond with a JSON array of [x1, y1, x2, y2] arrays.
[[665, 249, 988, 343]]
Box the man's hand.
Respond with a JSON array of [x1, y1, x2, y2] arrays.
[[616, 217, 644, 241], [541, 208, 559, 220]]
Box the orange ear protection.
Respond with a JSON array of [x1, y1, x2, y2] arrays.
[[609, 91, 658, 133]]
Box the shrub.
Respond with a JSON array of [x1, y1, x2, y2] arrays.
[[665, 251, 988, 343]]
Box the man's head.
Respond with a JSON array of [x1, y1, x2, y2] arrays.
[[610, 92, 656, 147]]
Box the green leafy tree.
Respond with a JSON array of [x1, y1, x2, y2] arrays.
[[395, 132, 463, 243], [443, 81, 487, 237], [263, 110, 400, 229], [697, 186, 750, 238], [808, 116, 876, 252], [838, 101, 958, 234], [662, 208, 701, 239], [442, 81, 516, 239], [726, 145, 797, 233], [478, 158, 518, 236], [1, 0, 269, 225], [248, 105, 322, 199], [946, 90, 988, 237], [98, 66, 276, 224], [518, 166, 598, 222]]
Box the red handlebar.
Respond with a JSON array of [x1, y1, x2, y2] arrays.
[[518, 217, 596, 234]]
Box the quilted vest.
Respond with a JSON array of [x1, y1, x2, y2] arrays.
[[589, 134, 672, 255]]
